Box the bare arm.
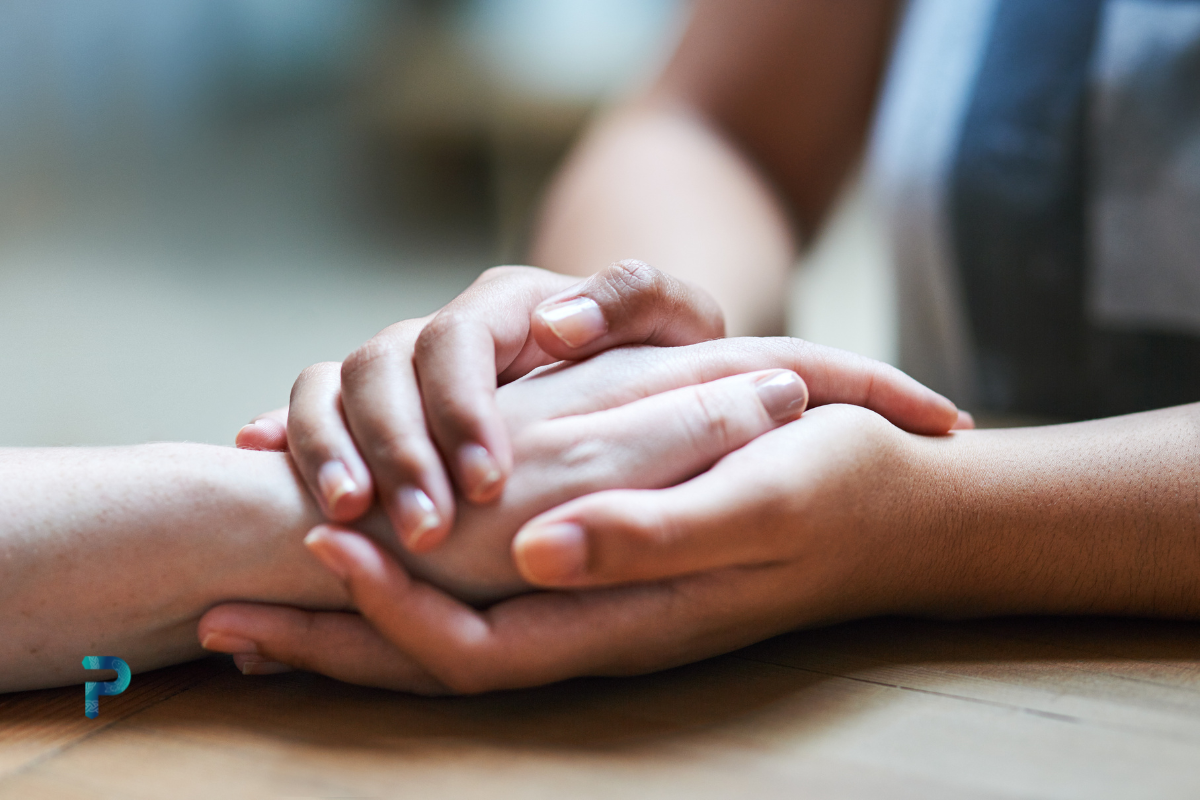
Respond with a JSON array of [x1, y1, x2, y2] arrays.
[[0, 445, 347, 692], [918, 405, 1200, 619], [529, 0, 901, 336]]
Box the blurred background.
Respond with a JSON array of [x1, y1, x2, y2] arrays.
[[0, 0, 893, 448]]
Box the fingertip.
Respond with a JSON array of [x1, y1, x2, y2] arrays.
[[458, 443, 506, 504], [317, 460, 373, 521], [753, 370, 808, 423], [952, 409, 976, 430], [531, 295, 608, 352], [236, 418, 288, 451], [304, 525, 395, 586], [391, 485, 450, 553], [905, 387, 963, 435], [512, 521, 589, 586], [233, 655, 294, 676]]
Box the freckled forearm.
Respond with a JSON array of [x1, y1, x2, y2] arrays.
[[0, 444, 349, 692], [907, 404, 1200, 619]]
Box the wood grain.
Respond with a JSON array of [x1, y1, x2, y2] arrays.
[[2, 617, 1198, 799]]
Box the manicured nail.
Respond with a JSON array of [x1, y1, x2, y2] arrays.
[[754, 370, 808, 422], [234, 655, 293, 676], [201, 632, 259, 655], [317, 460, 357, 514], [459, 443, 503, 502], [536, 297, 608, 348], [513, 522, 588, 584], [396, 485, 441, 550], [304, 528, 352, 580]]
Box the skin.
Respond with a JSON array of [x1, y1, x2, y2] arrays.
[[0, 444, 350, 692], [530, 0, 901, 335], [195, 0, 1200, 692], [5, 336, 937, 691], [255, 262, 958, 557], [201, 402, 1200, 694], [263, 1, 909, 559], [248, 262, 730, 549]]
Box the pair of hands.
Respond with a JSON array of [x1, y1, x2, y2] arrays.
[[200, 262, 968, 693]]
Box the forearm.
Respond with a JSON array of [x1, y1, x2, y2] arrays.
[[908, 405, 1200, 618], [0, 444, 350, 692], [528, 103, 795, 337], [528, 0, 902, 338]]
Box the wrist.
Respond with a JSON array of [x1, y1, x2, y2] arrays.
[[203, 447, 350, 611]]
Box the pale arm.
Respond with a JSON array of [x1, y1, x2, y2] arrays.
[[0, 445, 348, 692]]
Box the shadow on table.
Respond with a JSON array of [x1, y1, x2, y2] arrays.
[[95, 614, 1200, 755]]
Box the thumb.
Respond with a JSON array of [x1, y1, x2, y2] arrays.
[[530, 260, 725, 356], [512, 470, 773, 588]]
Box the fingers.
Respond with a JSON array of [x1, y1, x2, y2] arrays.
[[511, 337, 958, 435], [529, 259, 725, 356], [294, 526, 793, 693], [338, 320, 458, 550], [953, 410, 976, 430], [511, 411, 825, 587], [788, 342, 958, 435], [235, 407, 289, 451], [198, 603, 447, 694], [412, 262, 721, 507], [412, 266, 581, 504], [537, 369, 807, 499], [286, 362, 377, 524]]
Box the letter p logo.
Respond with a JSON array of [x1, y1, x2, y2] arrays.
[[83, 656, 131, 719]]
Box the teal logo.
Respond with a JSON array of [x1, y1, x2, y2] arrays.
[[83, 656, 131, 718]]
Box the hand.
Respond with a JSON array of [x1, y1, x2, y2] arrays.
[[348, 339, 817, 604], [236, 261, 727, 554], [201, 339, 960, 687], [271, 337, 960, 603], [199, 403, 946, 692]]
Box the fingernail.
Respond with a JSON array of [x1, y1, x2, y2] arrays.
[[317, 460, 357, 514], [755, 370, 808, 422], [459, 443, 503, 502], [235, 421, 261, 449], [234, 655, 293, 676], [536, 297, 608, 348], [304, 528, 352, 581], [513, 522, 588, 584], [201, 632, 259, 655], [396, 485, 441, 550]]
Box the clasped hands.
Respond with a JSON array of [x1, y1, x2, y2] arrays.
[[199, 261, 967, 694]]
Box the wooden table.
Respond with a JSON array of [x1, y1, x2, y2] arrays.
[[3, 616, 1199, 798]]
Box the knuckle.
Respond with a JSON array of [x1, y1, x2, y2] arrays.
[[413, 309, 466, 358], [620, 503, 675, 555], [476, 264, 535, 285], [291, 361, 341, 399], [607, 259, 666, 301], [341, 339, 396, 388], [358, 429, 432, 480], [520, 423, 614, 491], [682, 386, 736, 454]]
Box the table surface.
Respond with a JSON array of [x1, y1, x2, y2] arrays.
[[2, 616, 1200, 799]]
